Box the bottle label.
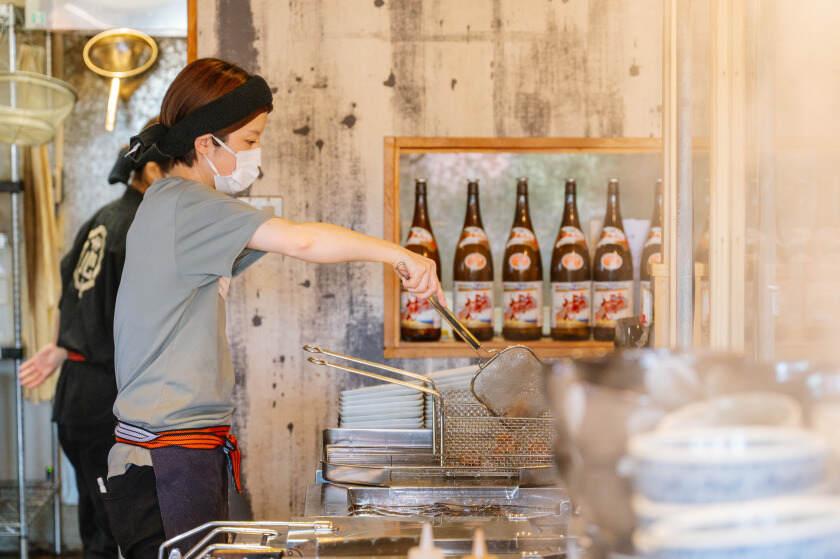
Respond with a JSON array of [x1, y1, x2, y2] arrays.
[[645, 226, 663, 248], [597, 226, 629, 249], [464, 252, 488, 272], [508, 251, 532, 271], [640, 280, 653, 326], [454, 281, 494, 327], [400, 292, 441, 330], [406, 226, 437, 251], [556, 226, 586, 247], [458, 226, 489, 248], [561, 252, 585, 272], [506, 227, 538, 249], [593, 281, 633, 328], [551, 281, 591, 328], [503, 281, 543, 328], [600, 251, 624, 271]]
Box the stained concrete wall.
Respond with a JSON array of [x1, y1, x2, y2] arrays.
[[197, 0, 662, 518]]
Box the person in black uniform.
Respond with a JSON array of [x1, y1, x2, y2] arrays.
[[19, 134, 166, 559]]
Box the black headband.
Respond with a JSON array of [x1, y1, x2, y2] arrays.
[[126, 75, 272, 166], [108, 146, 134, 185], [108, 144, 171, 185]]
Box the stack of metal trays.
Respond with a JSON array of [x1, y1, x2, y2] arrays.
[[323, 428, 438, 466], [321, 428, 556, 487]]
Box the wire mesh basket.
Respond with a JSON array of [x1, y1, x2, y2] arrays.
[[0, 71, 76, 145], [433, 388, 554, 470]]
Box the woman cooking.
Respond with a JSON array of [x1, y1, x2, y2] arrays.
[[102, 58, 443, 558]]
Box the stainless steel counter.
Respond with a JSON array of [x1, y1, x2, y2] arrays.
[[287, 514, 568, 558], [292, 482, 570, 557]]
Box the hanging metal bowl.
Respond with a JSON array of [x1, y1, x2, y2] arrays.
[[82, 28, 158, 132]]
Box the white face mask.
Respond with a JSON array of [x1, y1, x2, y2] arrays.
[[203, 135, 261, 195]]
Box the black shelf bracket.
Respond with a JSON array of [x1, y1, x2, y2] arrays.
[[0, 346, 24, 360], [0, 181, 24, 193]]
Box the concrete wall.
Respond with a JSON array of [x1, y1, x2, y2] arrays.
[[197, 0, 662, 518]]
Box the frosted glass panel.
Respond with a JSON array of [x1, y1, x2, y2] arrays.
[[25, 0, 186, 36], [745, 0, 840, 361]]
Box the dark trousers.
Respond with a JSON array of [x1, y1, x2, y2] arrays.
[[103, 447, 229, 559], [57, 422, 119, 559]]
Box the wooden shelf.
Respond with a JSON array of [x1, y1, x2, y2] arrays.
[[384, 337, 613, 359], [382, 136, 657, 360]]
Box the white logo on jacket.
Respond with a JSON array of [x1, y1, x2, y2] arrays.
[[73, 225, 107, 297]]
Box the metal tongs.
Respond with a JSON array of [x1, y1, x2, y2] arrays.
[[395, 262, 549, 418], [304, 344, 446, 463], [158, 520, 334, 559]]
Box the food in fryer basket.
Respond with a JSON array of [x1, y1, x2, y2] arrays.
[[527, 439, 551, 456], [457, 449, 483, 467], [493, 433, 517, 454]]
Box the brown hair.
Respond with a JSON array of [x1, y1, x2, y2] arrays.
[[160, 58, 273, 168]]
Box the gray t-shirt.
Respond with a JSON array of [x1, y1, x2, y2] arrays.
[[108, 176, 272, 477]]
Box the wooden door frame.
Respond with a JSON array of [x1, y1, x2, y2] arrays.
[[187, 0, 197, 62]]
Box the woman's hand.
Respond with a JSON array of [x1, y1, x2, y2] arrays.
[[19, 343, 67, 389], [395, 252, 446, 303]]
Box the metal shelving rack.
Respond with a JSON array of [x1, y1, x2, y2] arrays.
[[0, 4, 62, 558]]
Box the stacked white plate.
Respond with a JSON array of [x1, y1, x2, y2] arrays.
[[425, 366, 479, 427], [338, 365, 480, 429], [339, 383, 425, 429]]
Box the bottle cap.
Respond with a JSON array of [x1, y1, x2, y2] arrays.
[[415, 178, 428, 194], [407, 523, 445, 559], [472, 528, 487, 557], [463, 528, 497, 559]]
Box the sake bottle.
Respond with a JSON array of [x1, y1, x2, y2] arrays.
[[592, 179, 633, 341], [502, 177, 543, 341], [550, 179, 592, 340], [453, 180, 495, 341], [640, 179, 664, 327], [400, 179, 442, 341]]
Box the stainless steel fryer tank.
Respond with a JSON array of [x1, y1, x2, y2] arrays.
[[320, 427, 558, 487]]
